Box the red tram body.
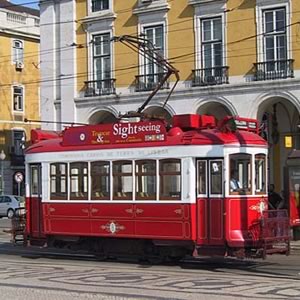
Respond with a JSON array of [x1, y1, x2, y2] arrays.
[[24, 114, 290, 259]]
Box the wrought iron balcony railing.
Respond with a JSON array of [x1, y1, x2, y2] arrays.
[[192, 66, 229, 87], [253, 59, 294, 81], [135, 73, 170, 92], [84, 79, 116, 97]]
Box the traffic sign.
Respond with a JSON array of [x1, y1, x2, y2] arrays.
[[14, 172, 24, 183]]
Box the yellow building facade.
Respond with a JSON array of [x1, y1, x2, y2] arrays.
[[0, 1, 40, 196], [40, 0, 300, 194]]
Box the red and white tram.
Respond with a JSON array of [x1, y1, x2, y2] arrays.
[[24, 114, 290, 259]]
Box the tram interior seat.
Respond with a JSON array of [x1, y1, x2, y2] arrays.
[[95, 192, 104, 197]]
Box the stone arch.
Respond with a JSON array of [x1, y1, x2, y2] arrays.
[[143, 105, 174, 124], [254, 92, 300, 193], [195, 97, 237, 122], [88, 108, 119, 124]]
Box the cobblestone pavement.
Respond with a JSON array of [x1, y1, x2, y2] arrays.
[[0, 225, 300, 300], [0, 250, 300, 300]]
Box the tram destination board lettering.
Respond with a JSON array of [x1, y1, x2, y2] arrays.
[[62, 120, 167, 146]]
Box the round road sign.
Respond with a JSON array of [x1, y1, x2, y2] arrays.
[[14, 172, 24, 183]]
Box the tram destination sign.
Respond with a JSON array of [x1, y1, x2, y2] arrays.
[[62, 120, 167, 146]]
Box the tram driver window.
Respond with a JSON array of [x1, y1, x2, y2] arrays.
[[50, 163, 68, 200], [113, 160, 133, 200], [135, 160, 156, 200], [159, 159, 181, 200], [91, 161, 110, 200], [229, 153, 251, 194]]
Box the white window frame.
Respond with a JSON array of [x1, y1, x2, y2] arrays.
[[12, 85, 24, 113], [92, 32, 112, 81], [87, 30, 114, 83], [256, 1, 291, 63], [200, 17, 223, 70], [196, 160, 208, 197], [88, 0, 113, 15], [12, 39, 24, 64], [193, 2, 226, 70], [139, 22, 167, 76], [208, 159, 223, 197]]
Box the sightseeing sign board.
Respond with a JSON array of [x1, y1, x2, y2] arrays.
[[62, 120, 167, 146]]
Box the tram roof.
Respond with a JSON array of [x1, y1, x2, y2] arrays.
[[26, 117, 267, 154]]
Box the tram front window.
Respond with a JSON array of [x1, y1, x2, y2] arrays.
[[229, 153, 251, 194], [159, 159, 181, 200]]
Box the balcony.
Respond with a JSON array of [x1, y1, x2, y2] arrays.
[[84, 79, 116, 97], [253, 59, 294, 81], [192, 66, 229, 87], [135, 73, 170, 92]]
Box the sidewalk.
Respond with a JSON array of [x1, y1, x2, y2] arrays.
[[290, 239, 300, 250]]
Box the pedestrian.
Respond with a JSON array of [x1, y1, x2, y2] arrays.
[[268, 184, 285, 209]]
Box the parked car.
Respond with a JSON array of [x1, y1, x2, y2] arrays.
[[0, 195, 25, 218]]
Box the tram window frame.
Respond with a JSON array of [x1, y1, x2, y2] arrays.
[[197, 160, 207, 196], [255, 154, 266, 194], [209, 160, 223, 195], [229, 153, 252, 195], [91, 161, 110, 200], [50, 163, 68, 200], [113, 160, 133, 200], [70, 162, 89, 200], [30, 164, 40, 196], [135, 160, 157, 200], [159, 159, 181, 201]]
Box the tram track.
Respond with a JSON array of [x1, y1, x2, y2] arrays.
[[0, 238, 299, 282]]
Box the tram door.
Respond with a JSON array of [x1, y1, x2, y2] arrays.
[[196, 159, 224, 245], [29, 164, 44, 238]]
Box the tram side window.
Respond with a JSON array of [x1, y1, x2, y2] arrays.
[[91, 161, 110, 200], [70, 162, 88, 200], [50, 163, 68, 200], [136, 160, 156, 200], [255, 154, 266, 194], [113, 160, 133, 200], [197, 160, 207, 195], [159, 159, 181, 200], [229, 153, 251, 194], [210, 160, 223, 194]]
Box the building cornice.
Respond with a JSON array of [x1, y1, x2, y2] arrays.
[[188, 0, 225, 5], [0, 27, 39, 40], [80, 12, 116, 24], [74, 78, 300, 109], [133, 1, 170, 15]]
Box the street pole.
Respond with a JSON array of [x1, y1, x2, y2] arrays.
[[0, 150, 6, 195]]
